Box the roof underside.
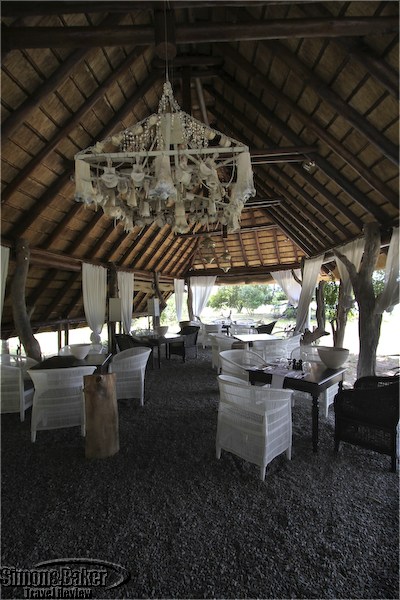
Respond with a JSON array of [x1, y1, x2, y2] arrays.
[[1, 1, 399, 335]]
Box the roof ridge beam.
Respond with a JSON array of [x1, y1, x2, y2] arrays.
[[2, 17, 398, 50]]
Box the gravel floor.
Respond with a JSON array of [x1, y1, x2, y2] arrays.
[[1, 348, 398, 600]]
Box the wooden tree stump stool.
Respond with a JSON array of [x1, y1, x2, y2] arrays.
[[84, 373, 119, 459]]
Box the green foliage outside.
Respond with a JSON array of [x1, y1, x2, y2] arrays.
[[208, 285, 276, 314], [323, 270, 387, 322]]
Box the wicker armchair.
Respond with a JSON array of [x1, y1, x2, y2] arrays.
[[256, 321, 277, 334], [217, 375, 293, 481], [168, 326, 200, 362], [334, 375, 400, 471]]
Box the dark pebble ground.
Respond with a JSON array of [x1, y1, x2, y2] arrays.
[[1, 348, 398, 600]]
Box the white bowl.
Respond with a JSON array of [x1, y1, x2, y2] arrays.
[[156, 326, 168, 336], [69, 343, 91, 360], [317, 346, 349, 369]]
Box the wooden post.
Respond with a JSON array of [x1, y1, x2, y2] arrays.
[[84, 373, 119, 459]]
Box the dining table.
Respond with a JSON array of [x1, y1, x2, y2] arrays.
[[132, 333, 184, 368], [232, 333, 281, 343], [30, 353, 113, 374], [247, 362, 346, 453]]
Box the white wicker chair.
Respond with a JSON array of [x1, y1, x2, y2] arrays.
[[285, 333, 302, 357], [230, 323, 253, 335], [1, 363, 36, 421], [28, 365, 96, 442], [209, 333, 235, 371], [109, 347, 151, 406], [290, 345, 340, 417], [252, 337, 289, 363], [216, 375, 293, 481], [203, 323, 222, 348], [219, 349, 266, 382]]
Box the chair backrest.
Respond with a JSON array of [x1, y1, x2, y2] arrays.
[[218, 374, 293, 409], [178, 326, 200, 347], [285, 333, 302, 356], [114, 334, 141, 352], [204, 324, 222, 334], [256, 321, 277, 335], [28, 366, 96, 395], [252, 338, 289, 362], [179, 325, 200, 336], [109, 347, 152, 404], [28, 366, 96, 438], [209, 333, 235, 370], [290, 345, 321, 362], [0, 364, 31, 418], [230, 323, 253, 335], [202, 323, 222, 348], [219, 349, 265, 381], [110, 347, 152, 372]]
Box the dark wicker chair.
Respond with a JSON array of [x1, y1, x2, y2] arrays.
[[334, 375, 400, 471], [168, 326, 200, 362], [114, 334, 151, 352], [256, 321, 277, 335]]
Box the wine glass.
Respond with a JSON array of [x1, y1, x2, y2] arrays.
[[302, 360, 312, 375]]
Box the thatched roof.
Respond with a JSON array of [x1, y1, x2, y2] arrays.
[[1, 1, 398, 336]]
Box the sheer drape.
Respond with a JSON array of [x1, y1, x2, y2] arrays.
[[375, 227, 399, 314], [118, 271, 134, 334], [273, 269, 301, 307], [335, 238, 365, 309], [190, 276, 217, 318], [174, 279, 185, 322], [295, 255, 323, 333], [1, 246, 10, 320], [82, 263, 107, 344]]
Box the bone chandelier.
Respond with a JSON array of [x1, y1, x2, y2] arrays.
[[74, 81, 255, 234]]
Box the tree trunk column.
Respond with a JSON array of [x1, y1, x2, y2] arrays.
[[84, 373, 119, 459]]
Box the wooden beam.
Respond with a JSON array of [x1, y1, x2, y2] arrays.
[[298, 2, 399, 98], [184, 261, 302, 279], [2, 17, 397, 49], [178, 224, 277, 238], [217, 45, 398, 207], [215, 74, 391, 223], [0, 2, 296, 17], [209, 101, 357, 236], [259, 39, 399, 166]]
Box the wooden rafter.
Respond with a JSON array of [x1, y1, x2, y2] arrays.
[[217, 43, 398, 207], [216, 73, 393, 222]]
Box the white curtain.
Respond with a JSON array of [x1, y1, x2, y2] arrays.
[[190, 276, 217, 318], [335, 237, 365, 309], [273, 269, 301, 307], [82, 263, 107, 344], [174, 279, 185, 322], [118, 271, 134, 334], [295, 255, 324, 333], [1, 246, 10, 320], [375, 227, 399, 314]]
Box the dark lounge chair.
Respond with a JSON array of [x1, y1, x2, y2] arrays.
[[168, 326, 200, 362], [334, 374, 400, 471]]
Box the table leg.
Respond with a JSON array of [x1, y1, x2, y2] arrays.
[[311, 394, 319, 452]]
